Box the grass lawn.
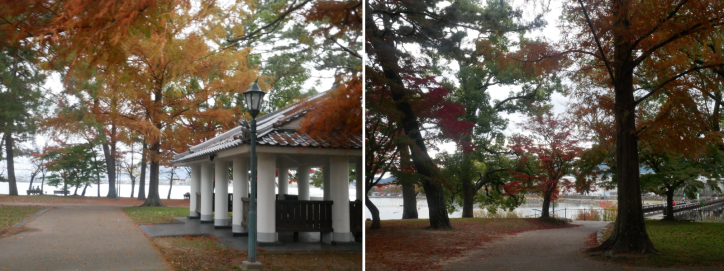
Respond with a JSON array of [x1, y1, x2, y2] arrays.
[[591, 220, 724, 267], [0, 195, 86, 204], [152, 235, 361, 271], [124, 206, 189, 224], [365, 218, 574, 271], [0, 195, 190, 207], [0, 205, 45, 233]]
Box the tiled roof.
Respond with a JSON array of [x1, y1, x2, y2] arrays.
[[171, 92, 361, 163]]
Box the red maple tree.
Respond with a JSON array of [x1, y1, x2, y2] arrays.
[[507, 106, 587, 218]]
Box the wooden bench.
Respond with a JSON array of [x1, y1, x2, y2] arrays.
[[54, 190, 70, 196], [27, 189, 43, 195]]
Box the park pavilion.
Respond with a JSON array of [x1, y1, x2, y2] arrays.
[[170, 92, 362, 245]]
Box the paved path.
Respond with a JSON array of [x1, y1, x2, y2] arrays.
[[141, 217, 362, 253], [0, 205, 169, 271], [444, 221, 718, 271]]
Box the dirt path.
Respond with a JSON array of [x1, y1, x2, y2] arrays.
[[0, 205, 169, 270], [443, 221, 706, 271]]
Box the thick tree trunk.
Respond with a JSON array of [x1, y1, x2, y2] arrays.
[[81, 183, 89, 196], [5, 132, 18, 196], [590, 0, 657, 254], [462, 177, 475, 218], [73, 184, 79, 196], [541, 191, 551, 218], [540, 182, 558, 218], [664, 189, 675, 221], [40, 171, 45, 192], [137, 143, 147, 200], [401, 183, 418, 219], [367, 3, 451, 229], [141, 144, 164, 206], [366, 194, 381, 230], [102, 142, 117, 198]]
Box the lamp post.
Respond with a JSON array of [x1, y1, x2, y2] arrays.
[[241, 79, 265, 270]]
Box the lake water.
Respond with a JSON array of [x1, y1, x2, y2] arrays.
[[366, 197, 609, 220], [1, 182, 359, 201]]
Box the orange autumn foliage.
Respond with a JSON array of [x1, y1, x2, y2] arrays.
[[0, 0, 193, 71], [296, 1, 361, 143], [297, 75, 362, 143]]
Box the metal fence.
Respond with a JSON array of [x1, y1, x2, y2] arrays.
[[530, 208, 618, 221]]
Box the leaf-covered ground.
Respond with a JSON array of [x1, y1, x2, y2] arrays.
[[152, 235, 362, 271], [0, 195, 189, 207], [590, 220, 724, 267], [0, 205, 44, 234], [365, 218, 575, 270]]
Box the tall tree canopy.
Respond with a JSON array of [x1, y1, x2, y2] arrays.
[[562, 0, 724, 253]]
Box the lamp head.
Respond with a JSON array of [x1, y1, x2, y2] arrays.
[[243, 79, 266, 118]]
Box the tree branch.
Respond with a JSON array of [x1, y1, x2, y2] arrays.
[[493, 84, 542, 111], [635, 63, 724, 105], [577, 0, 615, 81], [226, 0, 313, 45]]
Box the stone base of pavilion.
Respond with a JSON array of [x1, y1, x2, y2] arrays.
[[139, 217, 361, 252]]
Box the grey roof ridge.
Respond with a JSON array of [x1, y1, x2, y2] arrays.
[[172, 91, 330, 163], [188, 126, 243, 153]]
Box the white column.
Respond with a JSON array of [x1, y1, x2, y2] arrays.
[[258, 153, 277, 243], [189, 164, 201, 218], [278, 166, 288, 199], [323, 161, 331, 200], [356, 159, 363, 201], [328, 155, 352, 243], [214, 159, 230, 227], [232, 156, 249, 234], [200, 162, 214, 222], [298, 165, 310, 200]]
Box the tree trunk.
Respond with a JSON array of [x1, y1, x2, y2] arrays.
[[73, 184, 79, 196], [367, 3, 451, 229], [462, 176, 475, 218], [591, 2, 656, 251], [137, 143, 147, 200], [366, 194, 381, 230], [540, 182, 558, 218], [664, 189, 675, 221], [102, 141, 117, 198], [81, 182, 89, 196], [401, 183, 418, 219], [28, 173, 35, 191], [167, 167, 174, 200], [141, 144, 164, 206], [129, 143, 136, 198], [28, 174, 35, 191], [4, 132, 18, 196], [92, 151, 101, 198], [130, 178, 136, 198], [40, 170, 45, 192]]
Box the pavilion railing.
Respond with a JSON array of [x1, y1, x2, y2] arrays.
[[276, 200, 334, 233], [197, 192, 234, 212]]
